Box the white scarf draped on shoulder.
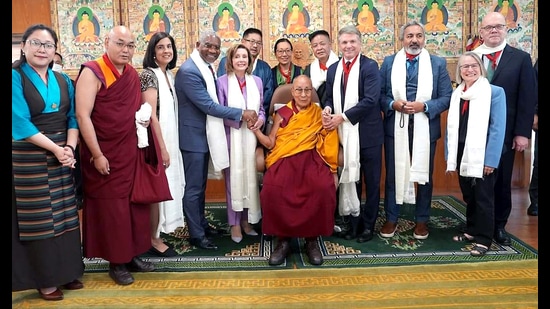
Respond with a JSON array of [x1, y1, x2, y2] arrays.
[[332, 56, 361, 217], [310, 51, 339, 90], [446, 77, 491, 178], [189, 49, 229, 179], [227, 73, 262, 224], [391, 48, 432, 204], [150, 67, 186, 234]]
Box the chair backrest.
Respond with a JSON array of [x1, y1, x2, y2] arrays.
[[257, 84, 321, 172], [265, 84, 320, 134], [268, 84, 320, 116]]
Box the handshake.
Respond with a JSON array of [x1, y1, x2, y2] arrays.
[[242, 110, 262, 131], [242, 110, 258, 123]]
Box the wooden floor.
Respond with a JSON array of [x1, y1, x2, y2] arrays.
[[434, 187, 538, 250]]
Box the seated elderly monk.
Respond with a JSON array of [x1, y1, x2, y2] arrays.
[[252, 75, 339, 266]]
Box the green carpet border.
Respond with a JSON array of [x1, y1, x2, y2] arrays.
[[84, 195, 537, 272]]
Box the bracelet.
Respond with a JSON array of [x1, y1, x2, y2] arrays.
[[64, 144, 75, 155]]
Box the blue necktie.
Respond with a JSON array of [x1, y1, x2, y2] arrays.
[[407, 58, 418, 77]]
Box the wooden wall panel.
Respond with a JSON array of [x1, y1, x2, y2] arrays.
[[12, 0, 52, 34]]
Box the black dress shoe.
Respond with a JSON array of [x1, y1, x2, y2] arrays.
[[204, 227, 221, 237], [269, 238, 290, 266], [527, 204, 538, 216], [189, 237, 218, 250], [343, 229, 357, 240], [109, 263, 134, 285], [357, 229, 374, 243], [125, 256, 156, 272], [305, 239, 323, 265], [148, 246, 178, 257], [494, 229, 511, 246]]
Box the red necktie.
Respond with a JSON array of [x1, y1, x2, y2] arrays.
[[343, 61, 351, 91], [485, 51, 502, 70], [319, 62, 327, 71]]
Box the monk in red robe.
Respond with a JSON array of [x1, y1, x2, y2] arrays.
[[253, 75, 339, 266], [75, 25, 155, 286]]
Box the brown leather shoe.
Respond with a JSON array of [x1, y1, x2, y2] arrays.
[[268, 238, 290, 266], [62, 279, 84, 290], [413, 222, 429, 240], [380, 221, 397, 238], [125, 256, 155, 272], [109, 263, 134, 285], [38, 288, 64, 301], [305, 239, 323, 265]]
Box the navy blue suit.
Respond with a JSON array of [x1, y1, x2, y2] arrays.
[[480, 45, 537, 232], [325, 55, 384, 234], [175, 57, 243, 240], [379, 53, 452, 224]]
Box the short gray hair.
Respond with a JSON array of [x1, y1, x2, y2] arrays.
[[398, 21, 426, 41], [198, 30, 219, 44], [337, 25, 361, 42]]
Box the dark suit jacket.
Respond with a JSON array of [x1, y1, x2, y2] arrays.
[[325, 54, 384, 148], [175, 58, 242, 153], [379, 53, 452, 142], [485, 45, 537, 152]]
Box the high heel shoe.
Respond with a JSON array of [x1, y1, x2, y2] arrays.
[[241, 222, 258, 236], [230, 225, 243, 243]]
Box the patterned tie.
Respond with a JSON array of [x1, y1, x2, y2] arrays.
[[208, 64, 218, 92], [208, 64, 217, 81], [485, 51, 501, 81]]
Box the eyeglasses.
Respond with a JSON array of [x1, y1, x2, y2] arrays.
[[460, 63, 480, 70], [203, 43, 221, 51], [26, 39, 56, 51], [243, 38, 262, 46], [276, 49, 292, 55], [480, 24, 506, 31], [293, 88, 312, 94], [111, 40, 136, 50]]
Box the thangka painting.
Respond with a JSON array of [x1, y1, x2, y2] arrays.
[[123, 0, 187, 68], [337, 0, 398, 65], [265, 0, 324, 67], [51, 0, 119, 73], [476, 0, 535, 55], [197, 0, 256, 68], [407, 0, 466, 58]]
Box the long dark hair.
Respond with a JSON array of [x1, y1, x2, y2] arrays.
[[142, 32, 178, 70], [12, 24, 58, 69]]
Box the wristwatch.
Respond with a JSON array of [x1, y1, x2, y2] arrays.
[[423, 103, 428, 112]]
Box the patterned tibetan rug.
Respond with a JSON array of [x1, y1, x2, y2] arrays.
[[13, 260, 538, 308], [83, 196, 537, 272]]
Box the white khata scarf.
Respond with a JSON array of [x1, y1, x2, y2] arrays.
[[446, 77, 491, 178], [310, 50, 339, 90], [189, 49, 229, 179], [391, 48, 432, 204], [227, 73, 262, 224], [473, 40, 507, 69], [150, 67, 185, 235], [332, 56, 361, 217]]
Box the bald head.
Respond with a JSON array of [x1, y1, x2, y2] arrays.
[[105, 25, 136, 68], [109, 25, 134, 40], [479, 12, 507, 47]]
